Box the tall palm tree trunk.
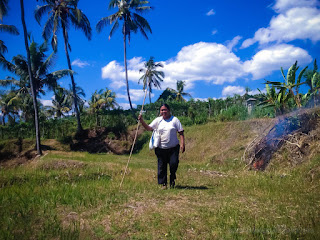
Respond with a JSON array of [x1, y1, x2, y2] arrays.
[[62, 24, 83, 133], [148, 82, 152, 104], [123, 33, 133, 111], [20, 0, 42, 155]]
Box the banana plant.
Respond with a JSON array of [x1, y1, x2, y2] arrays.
[[303, 72, 320, 107], [258, 84, 288, 115], [266, 61, 308, 108]]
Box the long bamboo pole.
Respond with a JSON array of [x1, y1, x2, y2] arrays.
[[119, 88, 149, 189]]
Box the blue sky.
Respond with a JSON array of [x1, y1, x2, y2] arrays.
[[1, 0, 320, 109]]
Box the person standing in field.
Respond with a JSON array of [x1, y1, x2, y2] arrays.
[[138, 104, 185, 189]]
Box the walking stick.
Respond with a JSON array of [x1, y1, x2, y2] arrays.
[[119, 88, 149, 189]]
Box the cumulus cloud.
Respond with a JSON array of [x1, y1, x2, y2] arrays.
[[117, 89, 149, 102], [242, 5, 320, 48], [163, 42, 245, 86], [211, 30, 218, 35], [101, 42, 312, 103], [118, 102, 137, 110], [222, 86, 245, 97], [40, 99, 53, 107], [72, 59, 90, 68], [272, 0, 319, 13], [243, 44, 312, 79], [226, 35, 242, 50], [101, 42, 246, 92], [101, 61, 126, 89], [206, 9, 215, 16]]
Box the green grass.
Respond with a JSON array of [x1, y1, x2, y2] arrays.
[[0, 120, 319, 239]]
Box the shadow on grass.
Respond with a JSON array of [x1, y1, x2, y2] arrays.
[[175, 185, 209, 190]]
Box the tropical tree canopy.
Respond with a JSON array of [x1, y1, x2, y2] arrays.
[[96, 0, 152, 111], [35, 0, 92, 133], [139, 56, 164, 103], [35, 0, 92, 52], [96, 0, 152, 42], [0, 41, 72, 96]]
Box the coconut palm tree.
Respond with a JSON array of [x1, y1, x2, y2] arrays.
[[0, 41, 72, 129], [0, 91, 19, 125], [89, 88, 118, 126], [0, 41, 72, 96], [96, 0, 152, 111], [175, 80, 191, 102], [64, 83, 86, 115], [48, 87, 72, 118], [139, 56, 164, 103], [35, 0, 92, 133], [0, 0, 19, 70], [19, 0, 43, 155]]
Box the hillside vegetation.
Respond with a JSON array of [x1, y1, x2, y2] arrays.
[[0, 116, 320, 239]]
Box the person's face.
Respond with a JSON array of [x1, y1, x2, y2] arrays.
[[160, 106, 170, 119]]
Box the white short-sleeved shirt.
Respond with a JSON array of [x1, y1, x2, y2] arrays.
[[149, 116, 184, 149]]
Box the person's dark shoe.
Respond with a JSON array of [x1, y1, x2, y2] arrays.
[[170, 181, 175, 189]]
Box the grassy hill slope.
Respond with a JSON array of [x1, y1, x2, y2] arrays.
[[0, 118, 319, 239]]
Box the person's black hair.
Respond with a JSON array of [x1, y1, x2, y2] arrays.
[[160, 103, 170, 111]]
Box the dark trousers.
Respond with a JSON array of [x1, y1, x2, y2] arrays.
[[155, 145, 180, 185]]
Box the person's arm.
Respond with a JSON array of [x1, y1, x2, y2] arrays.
[[138, 114, 153, 131], [179, 131, 185, 153]]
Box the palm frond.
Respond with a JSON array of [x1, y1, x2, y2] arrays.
[[0, 0, 9, 21], [70, 8, 92, 40], [0, 24, 19, 35], [42, 13, 55, 40], [109, 20, 119, 39], [96, 16, 113, 33], [34, 4, 52, 24]]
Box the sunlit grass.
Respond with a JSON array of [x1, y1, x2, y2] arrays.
[[0, 120, 319, 239]]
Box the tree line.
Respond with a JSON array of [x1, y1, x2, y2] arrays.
[[0, 0, 319, 155]]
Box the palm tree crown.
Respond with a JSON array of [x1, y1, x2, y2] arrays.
[[96, 0, 152, 42], [0, 41, 72, 96], [96, 0, 152, 111], [0, 0, 19, 70], [35, 0, 92, 51], [139, 56, 164, 103], [35, 0, 92, 133], [176, 80, 191, 102]]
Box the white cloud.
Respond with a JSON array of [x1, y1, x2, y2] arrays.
[[243, 44, 312, 79], [117, 89, 148, 102], [272, 0, 318, 13], [222, 86, 245, 97], [40, 99, 53, 107], [206, 9, 215, 16], [128, 57, 144, 69], [211, 30, 218, 35], [101, 42, 246, 93], [101, 61, 126, 89], [242, 7, 320, 48], [194, 98, 210, 102], [163, 42, 245, 87], [118, 102, 137, 110], [226, 35, 242, 50], [71, 59, 90, 68], [101, 41, 312, 104]]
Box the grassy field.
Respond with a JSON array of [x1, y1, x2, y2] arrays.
[[0, 119, 319, 239]]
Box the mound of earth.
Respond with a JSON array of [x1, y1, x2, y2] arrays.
[[71, 126, 146, 154], [0, 126, 147, 167]]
